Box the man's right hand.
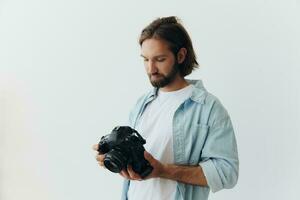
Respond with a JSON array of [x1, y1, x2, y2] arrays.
[[92, 144, 106, 168]]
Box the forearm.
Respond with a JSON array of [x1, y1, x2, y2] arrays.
[[160, 164, 208, 186]]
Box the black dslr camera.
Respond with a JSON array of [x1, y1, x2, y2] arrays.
[[97, 126, 153, 178]]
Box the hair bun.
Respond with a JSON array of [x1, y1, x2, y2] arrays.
[[160, 16, 178, 25]]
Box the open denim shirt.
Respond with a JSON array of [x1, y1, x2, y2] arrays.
[[121, 79, 239, 200]]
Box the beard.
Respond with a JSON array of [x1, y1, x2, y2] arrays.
[[148, 61, 180, 88]]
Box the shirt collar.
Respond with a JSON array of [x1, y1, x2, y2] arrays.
[[147, 79, 207, 104]]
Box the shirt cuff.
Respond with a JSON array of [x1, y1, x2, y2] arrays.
[[199, 159, 223, 193]]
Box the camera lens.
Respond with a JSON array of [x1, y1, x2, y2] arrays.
[[104, 149, 127, 173]]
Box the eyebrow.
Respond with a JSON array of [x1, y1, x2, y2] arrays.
[[140, 54, 168, 59]]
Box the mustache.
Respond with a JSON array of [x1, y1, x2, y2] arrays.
[[150, 72, 162, 77]]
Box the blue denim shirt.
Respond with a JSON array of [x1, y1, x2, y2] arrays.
[[121, 79, 239, 200]]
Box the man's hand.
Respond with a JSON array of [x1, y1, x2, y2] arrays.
[[119, 150, 208, 186], [119, 151, 166, 181], [93, 144, 161, 180], [92, 144, 106, 168]]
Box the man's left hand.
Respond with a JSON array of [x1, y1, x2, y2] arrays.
[[119, 151, 165, 181]]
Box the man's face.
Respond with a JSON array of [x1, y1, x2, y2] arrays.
[[141, 38, 179, 88]]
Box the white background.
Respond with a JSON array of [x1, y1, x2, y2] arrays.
[[0, 0, 299, 200]]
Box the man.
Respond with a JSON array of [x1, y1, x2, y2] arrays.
[[93, 16, 239, 200]]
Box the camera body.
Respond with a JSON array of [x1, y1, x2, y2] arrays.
[[98, 126, 153, 178]]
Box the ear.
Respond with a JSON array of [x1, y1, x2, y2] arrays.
[[177, 48, 187, 64]]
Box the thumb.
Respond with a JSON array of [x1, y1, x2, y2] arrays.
[[144, 151, 154, 162]]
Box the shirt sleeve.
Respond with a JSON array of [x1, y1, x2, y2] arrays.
[[199, 100, 239, 193]]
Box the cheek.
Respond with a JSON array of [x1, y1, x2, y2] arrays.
[[158, 60, 174, 72], [144, 63, 149, 72]]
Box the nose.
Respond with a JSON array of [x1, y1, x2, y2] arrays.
[[147, 60, 158, 74]]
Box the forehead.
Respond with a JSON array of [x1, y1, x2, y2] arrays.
[[141, 38, 172, 57]]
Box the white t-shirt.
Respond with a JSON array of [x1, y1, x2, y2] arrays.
[[128, 84, 193, 200]]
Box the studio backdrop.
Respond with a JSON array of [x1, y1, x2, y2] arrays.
[[0, 0, 299, 200]]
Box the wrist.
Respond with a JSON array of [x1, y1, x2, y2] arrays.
[[159, 163, 170, 178]]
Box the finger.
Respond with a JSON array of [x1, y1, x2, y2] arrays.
[[95, 154, 105, 162], [119, 170, 130, 179], [127, 165, 142, 180], [92, 144, 99, 151], [144, 151, 154, 163], [98, 161, 104, 167]]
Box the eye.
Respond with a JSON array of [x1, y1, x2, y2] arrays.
[[157, 58, 166, 62]]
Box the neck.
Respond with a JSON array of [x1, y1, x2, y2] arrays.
[[159, 74, 189, 92]]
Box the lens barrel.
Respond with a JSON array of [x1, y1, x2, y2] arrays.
[[103, 149, 127, 173]]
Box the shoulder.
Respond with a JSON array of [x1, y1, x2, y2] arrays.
[[204, 92, 232, 127]]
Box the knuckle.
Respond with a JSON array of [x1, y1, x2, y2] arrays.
[[98, 161, 104, 166], [92, 144, 98, 150]]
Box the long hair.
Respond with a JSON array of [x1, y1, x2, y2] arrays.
[[139, 16, 199, 77]]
